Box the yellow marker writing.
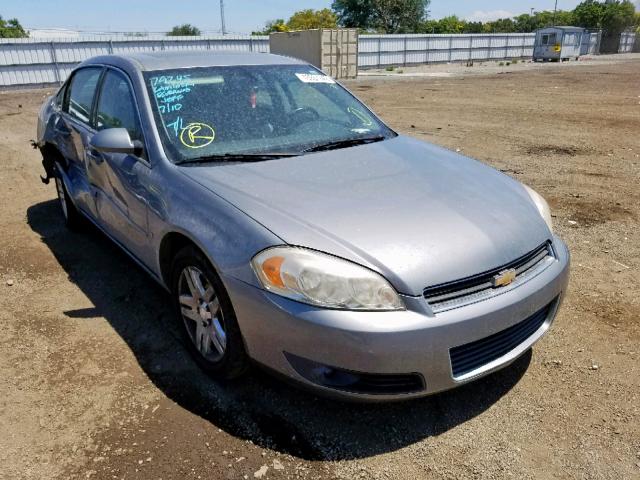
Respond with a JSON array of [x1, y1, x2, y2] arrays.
[[180, 122, 215, 149]]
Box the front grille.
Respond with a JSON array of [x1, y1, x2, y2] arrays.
[[424, 242, 553, 312], [449, 300, 555, 378]]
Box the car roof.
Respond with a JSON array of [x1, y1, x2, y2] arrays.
[[84, 51, 307, 72]]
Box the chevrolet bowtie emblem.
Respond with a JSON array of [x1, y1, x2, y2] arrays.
[[492, 268, 517, 287]]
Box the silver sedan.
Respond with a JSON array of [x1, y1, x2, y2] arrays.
[[36, 51, 569, 401]]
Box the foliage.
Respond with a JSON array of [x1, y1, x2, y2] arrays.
[[332, 0, 430, 33], [167, 24, 201, 36], [287, 8, 338, 30], [253, 19, 288, 35], [463, 21, 484, 34], [416, 10, 577, 34], [484, 18, 516, 33], [572, 0, 636, 33], [573, 0, 604, 29], [331, 0, 375, 29], [332, 0, 636, 34], [600, 0, 636, 34], [420, 15, 464, 34], [253, 9, 337, 35], [0, 15, 28, 38]]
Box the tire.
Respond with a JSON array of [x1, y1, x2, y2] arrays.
[[54, 167, 84, 231], [170, 246, 249, 379]]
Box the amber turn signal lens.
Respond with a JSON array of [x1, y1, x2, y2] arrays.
[[261, 256, 285, 288]]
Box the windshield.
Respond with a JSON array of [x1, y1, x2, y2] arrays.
[[143, 65, 394, 164]]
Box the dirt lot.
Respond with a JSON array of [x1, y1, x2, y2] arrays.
[[1, 57, 639, 480]]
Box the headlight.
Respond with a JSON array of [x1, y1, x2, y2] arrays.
[[523, 184, 553, 233], [251, 247, 404, 311]]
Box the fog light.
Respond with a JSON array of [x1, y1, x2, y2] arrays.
[[284, 352, 425, 395]]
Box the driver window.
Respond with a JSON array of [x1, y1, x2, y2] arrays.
[[95, 70, 143, 143]]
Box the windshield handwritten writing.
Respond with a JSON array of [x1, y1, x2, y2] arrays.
[[149, 75, 196, 136]]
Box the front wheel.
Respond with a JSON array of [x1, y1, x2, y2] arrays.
[[170, 246, 249, 379]]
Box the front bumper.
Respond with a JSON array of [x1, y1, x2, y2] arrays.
[[225, 235, 570, 401]]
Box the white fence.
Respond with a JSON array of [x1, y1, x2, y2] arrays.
[[0, 35, 269, 87], [618, 31, 636, 53], [0, 31, 615, 88], [358, 33, 535, 68]]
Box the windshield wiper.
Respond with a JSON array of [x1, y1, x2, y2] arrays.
[[175, 152, 299, 165], [302, 135, 387, 153]]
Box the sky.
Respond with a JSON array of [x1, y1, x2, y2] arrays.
[[0, 0, 612, 35]]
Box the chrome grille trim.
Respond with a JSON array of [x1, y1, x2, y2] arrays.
[[424, 242, 554, 313]]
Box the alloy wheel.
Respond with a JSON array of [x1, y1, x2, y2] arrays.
[[178, 266, 227, 362]]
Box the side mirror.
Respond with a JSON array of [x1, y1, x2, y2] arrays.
[[90, 128, 142, 156]]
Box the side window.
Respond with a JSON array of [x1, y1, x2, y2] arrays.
[[96, 70, 143, 142], [66, 67, 102, 124], [541, 34, 549, 45], [54, 83, 67, 109]]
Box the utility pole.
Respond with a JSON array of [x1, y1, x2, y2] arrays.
[[220, 0, 226, 35], [553, 0, 558, 26]]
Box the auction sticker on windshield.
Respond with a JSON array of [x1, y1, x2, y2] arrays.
[[295, 73, 336, 84]]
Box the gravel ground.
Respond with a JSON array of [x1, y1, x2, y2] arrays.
[[1, 55, 639, 480]]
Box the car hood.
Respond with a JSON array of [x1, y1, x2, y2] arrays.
[[179, 135, 551, 296]]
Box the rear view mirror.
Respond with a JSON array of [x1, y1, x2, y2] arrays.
[[90, 128, 141, 155]]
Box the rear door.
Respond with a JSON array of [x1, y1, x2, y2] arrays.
[[89, 68, 150, 261], [58, 66, 104, 218]]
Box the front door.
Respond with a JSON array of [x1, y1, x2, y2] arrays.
[[87, 68, 151, 261]]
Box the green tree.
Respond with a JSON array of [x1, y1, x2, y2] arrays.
[[573, 0, 605, 28], [331, 0, 375, 28], [332, 0, 430, 33], [287, 8, 338, 30], [0, 15, 28, 38], [463, 21, 484, 34], [252, 19, 288, 35], [601, 0, 636, 33], [513, 14, 538, 32], [483, 18, 517, 33], [167, 24, 201, 36], [434, 15, 465, 33]]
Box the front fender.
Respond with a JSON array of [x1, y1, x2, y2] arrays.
[[148, 164, 284, 290]]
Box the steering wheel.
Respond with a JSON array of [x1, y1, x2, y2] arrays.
[[288, 107, 353, 131], [289, 107, 321, 125]]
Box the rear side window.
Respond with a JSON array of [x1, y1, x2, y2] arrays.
[[66, 67, 103, 125], [96, 70, 143, 142], [53, 83, 67, 109]]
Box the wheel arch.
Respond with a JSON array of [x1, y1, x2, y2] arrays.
[[39, 142, 67, 183], [158, 231, 215, 289]]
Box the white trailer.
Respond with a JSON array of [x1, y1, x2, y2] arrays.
[[533, 26, 584, 62]]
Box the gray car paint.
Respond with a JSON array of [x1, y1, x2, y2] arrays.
[[179, 135, 550, 296], [37, 51, 570, 400]]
